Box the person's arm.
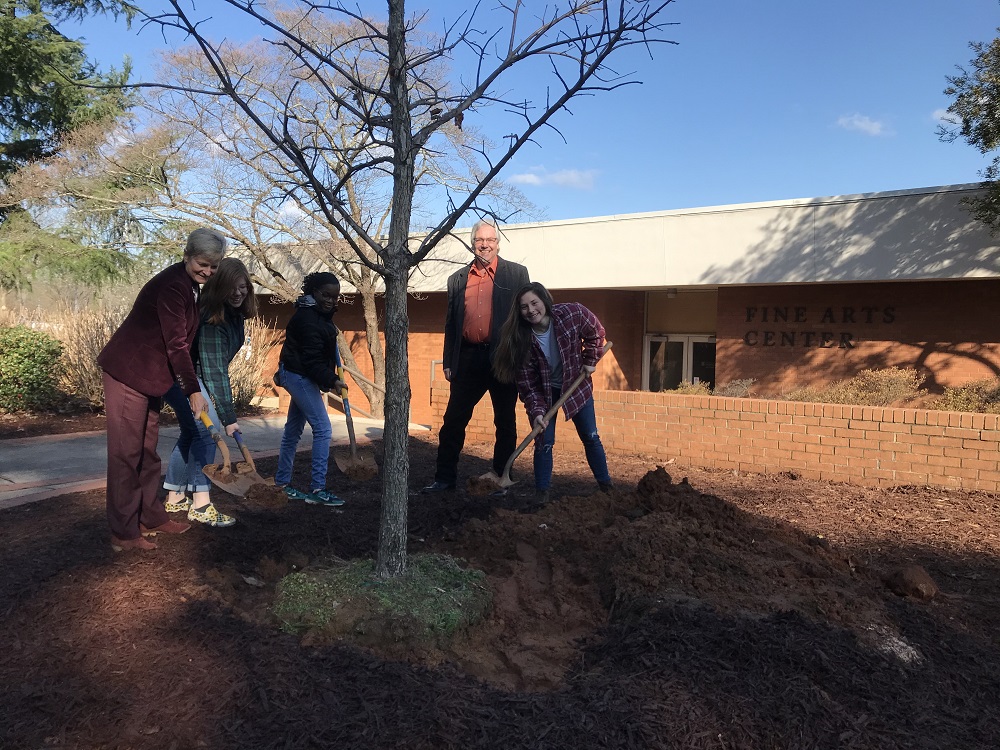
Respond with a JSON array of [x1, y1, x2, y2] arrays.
[[442, 273, 459, 381], [292, 315, 340, 390], [577, 304, 606, 371], [156, 273, 206, 415], [157, 276, 200, 395], [198, 320, 238, 428]]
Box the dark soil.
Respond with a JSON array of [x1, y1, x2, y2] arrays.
[[2, 430, 999, 749]]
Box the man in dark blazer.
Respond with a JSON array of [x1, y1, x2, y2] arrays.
[[424, 218, 530, 491]]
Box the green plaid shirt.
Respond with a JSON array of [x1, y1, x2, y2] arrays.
[[196, 309, 245, 427]]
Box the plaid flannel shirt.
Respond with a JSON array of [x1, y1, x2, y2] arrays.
[[515, 303, 606, 426], [196, 309, 246, 427]]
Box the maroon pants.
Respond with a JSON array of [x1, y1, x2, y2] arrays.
[[103, 372, 169, 540]]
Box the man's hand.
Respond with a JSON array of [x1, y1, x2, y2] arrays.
[[443, 367, 452, 382], [189, 392, 208, 418], [225, 421, 240, 437]]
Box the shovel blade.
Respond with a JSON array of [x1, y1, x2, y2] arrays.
[[334, 449, 379, 481], [203, 464, 257, 497]]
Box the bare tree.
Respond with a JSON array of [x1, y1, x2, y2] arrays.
[[5, 15, 539, 415], [132, 0, 676, 577]]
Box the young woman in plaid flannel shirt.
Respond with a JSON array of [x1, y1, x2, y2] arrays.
[[162, 258, 257, 528], [494, 282, 613, 505]]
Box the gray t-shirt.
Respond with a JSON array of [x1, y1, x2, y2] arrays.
[[532, 322, 563, 386]]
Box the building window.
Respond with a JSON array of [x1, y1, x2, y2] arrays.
[[643, 334, 716, 391]]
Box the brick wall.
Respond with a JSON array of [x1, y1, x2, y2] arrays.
[[430, 383, 1000, 492]]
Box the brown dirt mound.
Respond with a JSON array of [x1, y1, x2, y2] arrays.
[[341, 462, 379, 482], [466, 472, 503, 495], [242, 482, 288, 511]]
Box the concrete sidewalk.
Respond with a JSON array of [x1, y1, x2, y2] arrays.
[[0, 413, 398, 510]]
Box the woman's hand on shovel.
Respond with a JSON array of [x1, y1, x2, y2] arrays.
[[189, 391, 209, 418], [225, 421, 241, 437], [533, 414, 549, 430]]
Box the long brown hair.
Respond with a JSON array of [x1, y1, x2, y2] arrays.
[[493, 282, 553, 384], [199, 258, 258, 325]]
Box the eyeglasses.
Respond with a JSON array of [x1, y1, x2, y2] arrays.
[[474, 237, 498, 245]]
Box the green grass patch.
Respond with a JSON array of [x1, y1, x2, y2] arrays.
[[272, 553, 492, 645]]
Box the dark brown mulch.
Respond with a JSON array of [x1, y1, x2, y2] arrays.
[[1, 433, 999, 749], [0, 409, 108, 439]]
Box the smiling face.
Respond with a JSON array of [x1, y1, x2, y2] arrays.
[[184, 254, 220, 285], [472, 223, 499, 268], [314, 282, 341, 315], [519, 290, 550, 332], [227, 276, 250, 309]]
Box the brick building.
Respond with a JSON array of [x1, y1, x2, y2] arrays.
[[258, 183, 1000, 426]]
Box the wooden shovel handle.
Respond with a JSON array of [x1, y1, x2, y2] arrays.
[[499, 340, 613, 482], [233, 430, 257, 471], [333, 348, 359, 457], [198, 411, 231, 468]]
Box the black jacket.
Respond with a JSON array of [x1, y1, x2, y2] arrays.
[[280, 302, 340, 391], [443, 256, 530, 377]]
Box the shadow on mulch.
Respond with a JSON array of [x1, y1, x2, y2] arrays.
[[1, 434, 999, 749]]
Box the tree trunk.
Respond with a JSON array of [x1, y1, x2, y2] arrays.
[[375, 0, 413, 579]]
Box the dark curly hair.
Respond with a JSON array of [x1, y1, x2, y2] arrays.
[[302, 271, 340, 295]]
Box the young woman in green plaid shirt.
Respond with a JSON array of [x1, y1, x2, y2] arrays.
[[162, 258, 258, 527]]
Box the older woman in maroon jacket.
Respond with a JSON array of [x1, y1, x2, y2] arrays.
[[98, 228, 227, 552]]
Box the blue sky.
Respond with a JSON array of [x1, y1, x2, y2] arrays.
[[71, 0, 999, 222]]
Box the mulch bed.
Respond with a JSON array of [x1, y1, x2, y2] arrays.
[[1, 430, 999, 749]]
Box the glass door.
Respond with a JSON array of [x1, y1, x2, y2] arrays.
[[644, 335, 716, 391]]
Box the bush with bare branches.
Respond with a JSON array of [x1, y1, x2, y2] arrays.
[[53, 306, 127, 409], [227, 316, 281, 413], [781, 367, 927, 407]]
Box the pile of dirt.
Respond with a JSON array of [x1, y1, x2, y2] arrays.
[[1, 432, 999, 749]]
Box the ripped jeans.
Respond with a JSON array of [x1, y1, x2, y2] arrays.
[[533, 391, 611, 491]]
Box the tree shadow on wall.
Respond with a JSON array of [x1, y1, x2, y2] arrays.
[[696, 188, 1000, 285]]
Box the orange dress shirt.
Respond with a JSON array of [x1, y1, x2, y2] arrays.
[[462, 256, 497, 344]]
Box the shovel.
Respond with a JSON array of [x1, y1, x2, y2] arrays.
[[199, 412, 273, 496], [476, 340, 613, 491], [332, 347, 379, 481]]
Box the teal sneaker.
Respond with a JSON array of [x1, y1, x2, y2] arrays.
[[281, 486, 310, 501], [305, 489, 345, 507]]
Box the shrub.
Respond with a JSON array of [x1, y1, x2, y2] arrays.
[[664, 380, 712, 395], [712, 378, 756, 398], [54, 306, 127, 409], [0, 326, 64, 412], [930, 378, 1000, 413], [781, 367, 926, 407], [228, 316, 281, 413]]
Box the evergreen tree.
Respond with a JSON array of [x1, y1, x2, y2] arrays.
[[0, 0, 132, 181], [0, 1, 135, 289]]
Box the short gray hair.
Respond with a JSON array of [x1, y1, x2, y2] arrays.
[[184, 228, 228, 262], [470, 218, 500, 246]]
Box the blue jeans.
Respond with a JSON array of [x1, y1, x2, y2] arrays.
[[533, 392, 610, 491], [275, 364, 332, 491], [162, 379, 219, 494]]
